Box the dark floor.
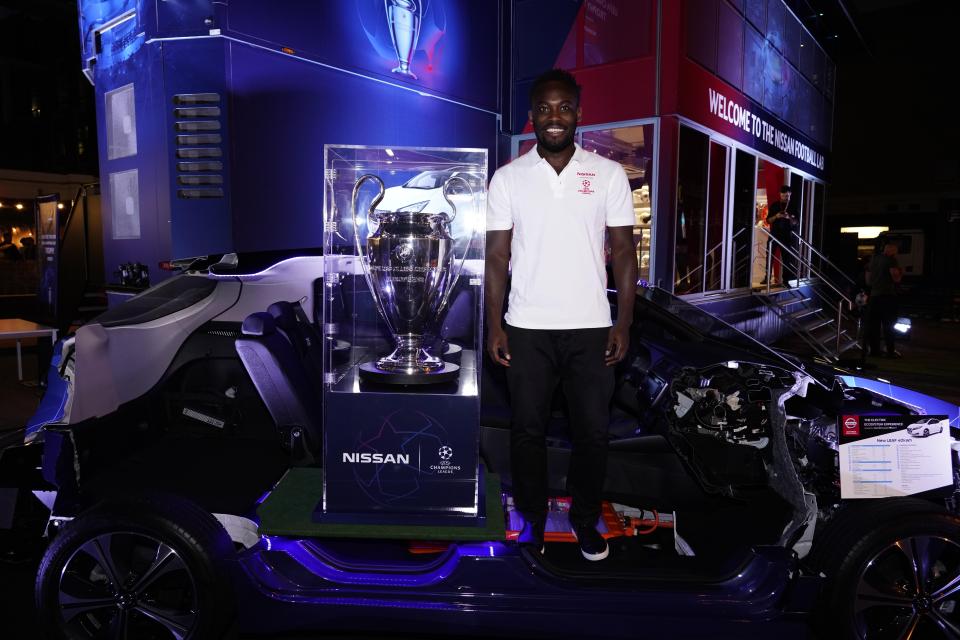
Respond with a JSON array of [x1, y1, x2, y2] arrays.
[[1, 316, 957, 638], [850, 316, 960, 406]]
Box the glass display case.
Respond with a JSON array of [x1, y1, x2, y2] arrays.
[[319, 145, 487, 521]]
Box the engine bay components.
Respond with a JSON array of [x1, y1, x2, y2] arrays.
[[669, 363, 792, 449]]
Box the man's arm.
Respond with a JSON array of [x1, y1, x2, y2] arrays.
[[606, 225, 637, 366], [485, 229, 512, 366]]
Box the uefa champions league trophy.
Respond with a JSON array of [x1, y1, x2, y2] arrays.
[[351, 173, 474, 384], [385, 0, 422, 79]]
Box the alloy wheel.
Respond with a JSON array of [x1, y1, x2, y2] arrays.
[[57, 531, 199, 639], [853, 535, 960, 639]]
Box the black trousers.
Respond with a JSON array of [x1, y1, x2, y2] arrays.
[[505, 325, 614, 528], [770, 234, 796, 283], [866, 294, 898, 356]]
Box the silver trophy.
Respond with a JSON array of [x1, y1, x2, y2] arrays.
[[351, 173, 473, 384], [385, 0, 422, 79]]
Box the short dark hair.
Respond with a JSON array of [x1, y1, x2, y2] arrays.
[[779, 185, 792, 194], [529, 68, 581, 106]]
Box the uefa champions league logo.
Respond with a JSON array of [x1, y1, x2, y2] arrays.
[[438, 445, 453, 461], [393, 242, 414, 263]]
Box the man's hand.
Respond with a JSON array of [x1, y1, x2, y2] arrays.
[[487, 325, 511, 366], [605, 323, 629, 366]]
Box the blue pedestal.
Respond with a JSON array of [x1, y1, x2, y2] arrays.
[[317, 350, 481, 526]]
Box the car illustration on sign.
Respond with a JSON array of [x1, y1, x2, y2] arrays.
[[906, 416, 946, 437]]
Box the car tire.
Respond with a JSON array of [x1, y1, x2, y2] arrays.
[[925, 428, 930, 437], [35, 494, 237, 640], [810, 498, 960, 639]]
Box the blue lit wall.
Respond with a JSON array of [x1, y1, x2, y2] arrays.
[[80, 0, 501, 275]]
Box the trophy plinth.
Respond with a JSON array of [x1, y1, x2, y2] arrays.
[[351, 174, 473, 385]]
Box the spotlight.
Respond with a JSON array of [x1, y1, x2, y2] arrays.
[[893, 317, 912, 343], [893, 318, 911, 335]]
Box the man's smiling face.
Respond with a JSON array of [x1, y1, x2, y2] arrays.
[[529, 80, 581, 154]]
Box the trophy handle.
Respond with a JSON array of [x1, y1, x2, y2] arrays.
[[351, 174, 396, 335], [435, 175, 477, 317]]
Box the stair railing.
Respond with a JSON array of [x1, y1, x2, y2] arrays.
[[763, 233, 856, 357], [675, 228, 747, 294]]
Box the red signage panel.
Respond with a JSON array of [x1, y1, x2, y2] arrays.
[[676, 59, 827, 178]]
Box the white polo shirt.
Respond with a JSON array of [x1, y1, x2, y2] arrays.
[[487, 143, 634, 330]]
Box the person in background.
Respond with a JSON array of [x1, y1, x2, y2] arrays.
[[19, 236, 37, 260], [0, 230, 22, 260], [767, 186, 798, 286], [865, 242, 903, 359], [752, 205, 770, 286]]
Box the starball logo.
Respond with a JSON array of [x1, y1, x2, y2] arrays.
[[430, 445, 460, 475]]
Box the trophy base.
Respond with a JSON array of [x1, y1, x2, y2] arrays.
[[391, 66, 418, 80], [359, 361, 460, 385], [439, 342, 462, 365]]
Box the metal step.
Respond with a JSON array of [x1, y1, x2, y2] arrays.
[[783, 306, 822, 322], [802, 316, 835, 334], [838, 338, 861, 354], [776, 295, 812, 308], [816, 327, 852, 348]]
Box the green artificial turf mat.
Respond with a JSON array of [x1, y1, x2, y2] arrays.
[[257, 466, 505, 540]]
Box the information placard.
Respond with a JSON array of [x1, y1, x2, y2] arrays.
[[839, 415, 952, 499]]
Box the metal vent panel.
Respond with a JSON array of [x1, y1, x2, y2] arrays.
[[177, 175, 224, 185], [177, 134, 222, 145], [176, 148, 223, 158], [177, 161, 223, 172], [174, 106, 222, 118], [175, 120, 221, 132], [173, 93, 221, 105], [177, 188, 224, 199]]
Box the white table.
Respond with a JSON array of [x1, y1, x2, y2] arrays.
[[0, 319, 59, 381]]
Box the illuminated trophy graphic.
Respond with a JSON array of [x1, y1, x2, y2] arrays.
[[351, 173, 473, 384], [385, 0, 422, 79]]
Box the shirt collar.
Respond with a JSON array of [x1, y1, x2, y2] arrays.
[[523, 142, 587, 168]]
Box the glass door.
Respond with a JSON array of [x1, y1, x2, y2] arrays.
[[703, 141, 730, 293], [674, 126, 709, 295], [729, 149, 757, 289]]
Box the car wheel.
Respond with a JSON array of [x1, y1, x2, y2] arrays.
[[812, 499, 960, 639], [925, 428, 930, 437], [36, 494, 236, 640]]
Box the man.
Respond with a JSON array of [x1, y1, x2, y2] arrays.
[[865, 242, 903, 358], [0, 230, 22, 261], [767, 185, 797, 286], [485, 69, 636, 561]]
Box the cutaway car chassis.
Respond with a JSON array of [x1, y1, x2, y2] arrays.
[[2, 250, 960, 640]]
